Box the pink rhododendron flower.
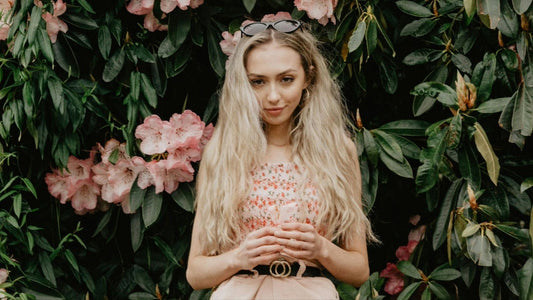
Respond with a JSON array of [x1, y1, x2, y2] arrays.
[[144, 159, 167, 194], [160, 0, 203, 12], [219, 30, 242, 57], [408, 224, 426, 242], [380, 263, 404, 295], [45, 169, 71, 204], [294, 0, 337, 25], [135, 115, 172, 155], [107, 158, 145, 201], [70, 179, 100, 214], [0, 268, 9, 284], [0, 0, 13, 41], [166, 110, 205, 153], [395, 240, 419, 261], [144, 11, 168, 32], [409, 214, 421, 226], [126, 0, 153, 15], [261, 11, 292, 22], [39, 0, 68, 43]]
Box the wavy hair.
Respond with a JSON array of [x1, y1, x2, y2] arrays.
[[195, 24, 376, 255]]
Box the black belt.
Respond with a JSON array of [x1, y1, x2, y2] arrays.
[[236, 264, 323, 278]]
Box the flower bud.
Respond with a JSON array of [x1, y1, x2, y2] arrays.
[[467, 184, 478, 210], [455, 72, 477, 111], [521, 14, 530, 32], [356, 108, 363, 129]]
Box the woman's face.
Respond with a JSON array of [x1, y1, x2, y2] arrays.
[[245, 42, 308, 130]]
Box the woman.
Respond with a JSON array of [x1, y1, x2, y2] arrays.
[[186, 19, 376, 299]]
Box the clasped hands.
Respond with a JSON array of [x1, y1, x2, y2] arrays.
[[233, 223, 326, 271]]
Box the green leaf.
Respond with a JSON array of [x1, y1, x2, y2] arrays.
[[142, 190, 163, 227], [396, 1, 434, 17], [373, 129, 404, 161], [168, 11, 191, 48], [27, 6, 42, 45], [53, 34, 80, 77], [413, 65, 448, 116], [171, 184, 195, 212], [378, 58, 397, 94], [464, 0, 477, 17], [397, 261, 422, 279], [365, 19, 377, 56], [466, 234, 492, 266], [472, 53, 496, 102], [403, 49, 443, 66], [521, 177, 533, 192], [379, 120, 429, 136], [428, 281, 451, 299], [37, 28, 54, 63], [477, 0, 501, 29], [48, 77, 64, 114], [429, 268, 462, 281], [400, 18, 437, 37], [206, 24, 226, 78], [458, 143, 481, 190], [421, 287, 431, 300], [128, 292, 157, 300], [98, 25, 112, 59], [433, 179, 462, 250], [92, 207, 114, 237], [129, 179, 147, 213], [13, 193, 21, 218], [103, 48, 125, 82], [462, 222, 480, 237], [398, 282, 422, 300], [451, 53, 472, 74], [75, 0, 96, 13], [500, 49, 519, 70], [134, 45, 155, 63], [390, 134, 421, 160], [512, 83, 533, 137], [133, 265, 156, 295], [131, 212, 144, 252], [412, 82, 457, 107], [498, 0, 519, 38], [362, 129, 379, 166], [500, 175, 531, 215], [473, 122, 500, 185], [479, 267, 495, 300], [130, 71, 140, 101], [62, 13, 99, 30], [495, 224, 529, 242], [518, 258, 533, 300], [38, 252, 56, 287], [379, 150, 413, 178], [348, 21, 366, 53], [152, 237, 181, 266], [477, 97, 511, 113], [64, 249, 79, 272], [512, 0, 533, 14], [242, 0, 256, 13]]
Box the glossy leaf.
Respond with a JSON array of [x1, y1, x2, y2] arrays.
[[168, 11, 191, 48], [390, 134, 421, 160], [373, 129, 404, 161], [512, 0, 533, 14], [102, 48, 125, 82], [62, 13, 98, 30], [500, 49, 519, 70], [397, 261, 422, 279], [518, 258, 533, 300], [378, 58, 397, 94], [348, 21, 366, 53], [477, 97, 511, 114], [206, 24, 226, 78], [413, 65, 448, 116], [428, 281, 450, 299], [464, 0, 477, 17], [397, 282, 422, 300], [512, 84, 533, 137], [429, 268, 462, 281], [521, 177, 533, 192], [53, 34, 80, 77], [500, 174, 531, 215], [366, 19, 377, 56], [152, 237, 181, 266], [498, 0, 519, 38], [379, 120, 429, 136], [433, 180, 462, 250], [472, 53, 496, 102], [451, 53, 472, 74], [37, 27, 54, 63], [363, 128, 379, 166], [403, 49, 443, 66], [140, 73, 158, 108], [379, 149, 414, 178], [131, 212, 144, 252], [129, 180, 147, 213], [142, 190, 163, 227], [133, 265, 156, 295], [462, 222, 480, 237], [243, 0, 256, 12], [396, 1, 434, 17], [171, 184, 195, 212], [64, 249, 79, 272], [38, 252, 56, 287], [477, 0, 501, 29], [27, 6, 42, 45], [48, 77, 64, 114], [98, 25, 111, 59], [458, 143, 481, 190], [473, 122, 500, 185], [412, 82, 457, 107], [400, 18, 437, 37]]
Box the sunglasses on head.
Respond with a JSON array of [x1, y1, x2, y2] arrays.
[[240, 19, 302, 37]]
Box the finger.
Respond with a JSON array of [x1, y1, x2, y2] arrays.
[[250, 253, 280, 266], [280, 222, 314, 232], [248, 244, 282, 257], [247, 235, 280, 249], [280, 248, 312, 259], [275, 230, 314, 243], [248, 226, 277, 239]]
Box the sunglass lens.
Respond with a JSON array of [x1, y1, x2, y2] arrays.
[[273, 20, 300, 33], [242, 23, 268, 36]]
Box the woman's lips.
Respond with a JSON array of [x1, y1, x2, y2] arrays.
[[265, 107, 284, 116]]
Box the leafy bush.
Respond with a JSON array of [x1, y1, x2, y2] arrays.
[[0, 0, 532, 299]]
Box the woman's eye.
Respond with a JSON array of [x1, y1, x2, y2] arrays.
[[250, 79, 263, 86], [281, 77, 294, 83]]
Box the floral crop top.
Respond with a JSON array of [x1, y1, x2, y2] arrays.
[[237, 162, 322, 242]]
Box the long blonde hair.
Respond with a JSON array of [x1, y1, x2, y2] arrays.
[[195, 25, 376, 255]]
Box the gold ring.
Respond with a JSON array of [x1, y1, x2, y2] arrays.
[[269, 258, 291, 277]]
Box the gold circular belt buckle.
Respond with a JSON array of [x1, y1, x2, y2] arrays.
[[269, 258, 291, 278]]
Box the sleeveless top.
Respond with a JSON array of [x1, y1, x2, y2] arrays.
[[237, 162, 323, 242]]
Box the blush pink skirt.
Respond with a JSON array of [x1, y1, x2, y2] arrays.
[[210, 274, 339, 300]]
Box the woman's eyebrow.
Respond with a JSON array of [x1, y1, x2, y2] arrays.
[[247, 69, 298, 77]]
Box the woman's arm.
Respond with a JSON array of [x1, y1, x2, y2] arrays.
[[186, 216, 283, 290], [275, 222, 369, 287]]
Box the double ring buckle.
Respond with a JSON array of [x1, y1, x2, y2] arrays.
[[269, 258, 291, 278]]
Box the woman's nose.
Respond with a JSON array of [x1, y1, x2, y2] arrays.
[[267, 84, 281, 102]]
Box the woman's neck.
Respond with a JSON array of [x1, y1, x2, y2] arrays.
[[265, 124, 291, 147]]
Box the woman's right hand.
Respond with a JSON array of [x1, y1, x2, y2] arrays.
[[231, 226, 283, 270]]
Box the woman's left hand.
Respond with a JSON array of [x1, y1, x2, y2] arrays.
[[274, 223, 327, 260]]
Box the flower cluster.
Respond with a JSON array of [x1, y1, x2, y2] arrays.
[[0, 0, 13, 40], [126, 0, 203, 32], [380, 215, 426, 295], [0, 268, 8, 299], [45, 110, 213, 215], [294, 0, 338, 25], [34, 0, 68, 43]]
